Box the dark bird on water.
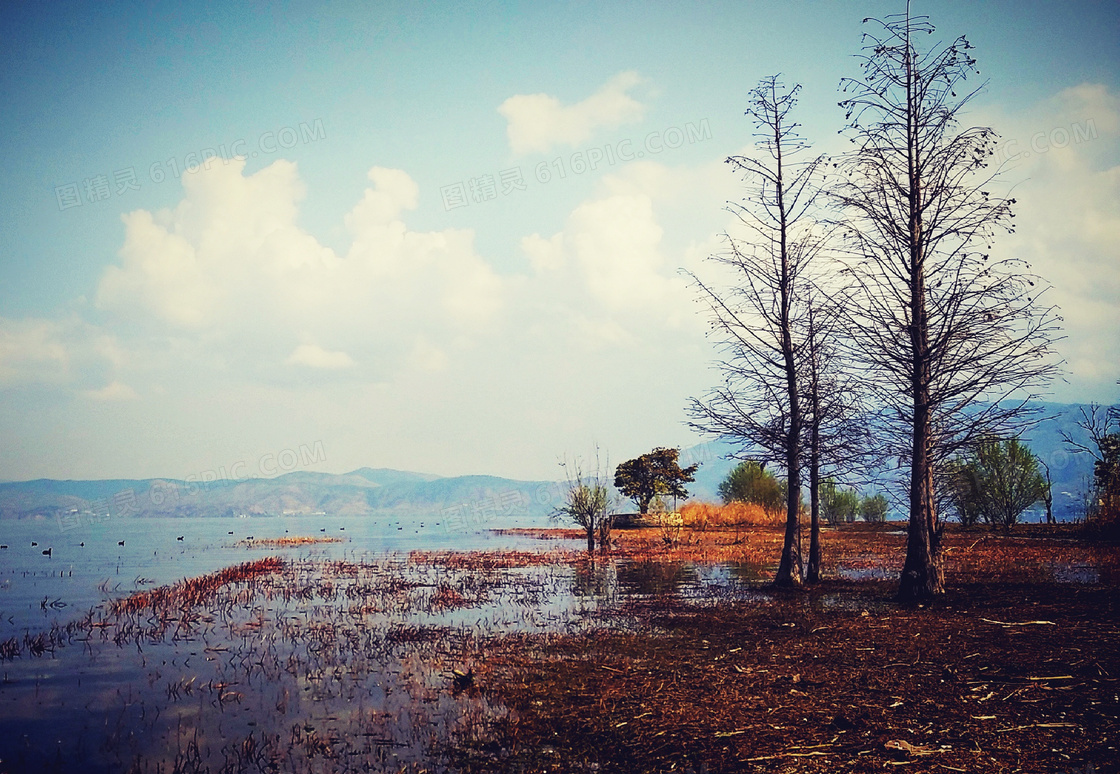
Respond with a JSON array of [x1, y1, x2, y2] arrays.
[[118, 541, 125, 546], [42, 548, 51, 557], [176, 536, 184, 541], [31, 542, 37, 546]]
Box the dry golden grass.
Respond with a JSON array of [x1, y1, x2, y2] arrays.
[[679, 500, 785, 529], [609, 526, 785, 566]]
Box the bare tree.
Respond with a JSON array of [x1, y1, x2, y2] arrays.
[[833, 5, 1061, 600], [552, 453, 618, 553], [801, 289, 878, 582], [688, 75, 827, 587], [1062, 401, 1120, 524]]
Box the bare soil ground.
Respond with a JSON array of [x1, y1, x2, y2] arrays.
[[450, 525, 1120, 774]]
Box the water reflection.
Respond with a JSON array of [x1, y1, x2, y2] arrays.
[[571, 559, 616, 599], [724, 561, 769, 584], [8, 537, 1094, 772], [616, 560, 696, 596]]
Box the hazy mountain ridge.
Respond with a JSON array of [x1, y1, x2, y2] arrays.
[[0, 468, 556, 522], [0, 402, 1111, 523], [679, 401, 1111, 522]]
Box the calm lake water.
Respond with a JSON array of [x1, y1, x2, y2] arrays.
[[1, 513, 593, 773], [0, 515, 1105, 772], [0, 513, 777, 773], [0, 513, 560, 642]]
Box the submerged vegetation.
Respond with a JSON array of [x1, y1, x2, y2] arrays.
[[1, 519, 1117, 773]]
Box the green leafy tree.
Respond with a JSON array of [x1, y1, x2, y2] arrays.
[[946, 438, 1046, 530], [942, 457, 983, 527], [860, 493, 889, 523], [614, 448, 699, 515], [718, 461, 784, 511], [820, 479, 860, 525], [1095, 434, 1120, 522]]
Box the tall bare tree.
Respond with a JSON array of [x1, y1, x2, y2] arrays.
[[834, 5, 1060, 600], [688, 76, 827, 587], [801, 288, 877, 582]]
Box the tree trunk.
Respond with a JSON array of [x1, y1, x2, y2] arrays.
[[897, 243, 943, 599], [586, 526, 595, 553], [1042, 464, 1055, 524], [898, 396, 944, 601], [807, 425, 821, 583], [774, 448, 803, 587], [805, 296, 823, 584], [896, 21, 943, 603], [775, 389, 803, 586], [772, 115, 803, 589]]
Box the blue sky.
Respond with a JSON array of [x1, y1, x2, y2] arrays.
[[1, 1, 1117, 482]]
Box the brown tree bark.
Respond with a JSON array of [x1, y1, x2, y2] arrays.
[[774, 115, 803, 588]]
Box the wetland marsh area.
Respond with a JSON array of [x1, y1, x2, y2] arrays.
[[0, 518, 1117, 773]]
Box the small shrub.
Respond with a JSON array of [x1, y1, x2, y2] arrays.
[[859, 493, 889, 523], [820, 479, 860, 525], [718, 461, 784, 511]]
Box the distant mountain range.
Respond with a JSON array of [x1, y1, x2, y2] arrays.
[[0, 401, 1111, 524], [0, 466, 561, 524]]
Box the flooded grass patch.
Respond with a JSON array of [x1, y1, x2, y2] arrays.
[[236, 535, 345, 547], [0, 525, 1117, 772]]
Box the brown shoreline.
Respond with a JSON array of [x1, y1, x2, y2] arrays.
[[449, 525, 1120, 773]]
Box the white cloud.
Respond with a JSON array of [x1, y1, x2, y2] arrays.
[[519, 190, 691, 329], [286, 344, 355, 369], [406, 336, 448, 372], [4, 152, 725, 481], [0, 317, 70, 386], [94, 158, 505, 383], [345, 166, 419, 228], [989, 83, 1120, 401], [521, 232, 565, 273], [499, 70, 646, 155], [0, 315, 128, 393], [567, 193, 673, 309], [518, 159, 727, 335]]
